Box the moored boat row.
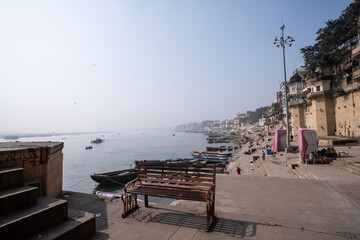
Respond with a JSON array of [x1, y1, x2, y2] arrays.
[[90, 143, 238, 186], [206, 146, 238, 152]]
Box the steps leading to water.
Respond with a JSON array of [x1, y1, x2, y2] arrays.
[[0, 167, 96, 240], [0, 168, 24, 190], [28, 209, 96, 240], [0, 186, 38, 216], [345, 164, 360, 176], [0, 197, 68, 239], [330, 158, 360, 176]]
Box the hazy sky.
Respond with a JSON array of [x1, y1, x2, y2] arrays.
[[0, 0, 353, 133]]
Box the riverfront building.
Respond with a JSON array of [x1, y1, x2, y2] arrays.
[[289, 20, 360, 137]]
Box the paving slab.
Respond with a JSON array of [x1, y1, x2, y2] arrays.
[[63, 173, 360, 240]]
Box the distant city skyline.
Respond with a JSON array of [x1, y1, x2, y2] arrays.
[[0, 0, 353, 133]]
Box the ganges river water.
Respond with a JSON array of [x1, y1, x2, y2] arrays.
[[0, 129, 213, 197]]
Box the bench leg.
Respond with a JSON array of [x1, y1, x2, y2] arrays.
[[144, 195, 149, 207], [206, 193, 216, 231], [121, 193, 139, 218]]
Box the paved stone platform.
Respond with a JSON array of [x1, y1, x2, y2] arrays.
[[62, 174, 360, 240]]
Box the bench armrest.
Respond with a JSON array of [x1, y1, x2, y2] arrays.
[[207, 185, 215, 198], [124, 178, 138, 192]]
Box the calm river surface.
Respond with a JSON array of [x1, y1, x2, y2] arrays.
[[1, 129, 210, 195]]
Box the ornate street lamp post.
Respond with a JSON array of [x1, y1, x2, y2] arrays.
[[274, 24, 295, 147]]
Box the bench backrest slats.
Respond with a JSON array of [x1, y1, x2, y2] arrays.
[[137, 163, 216, 188], [139, 170, 214, 179], [138, 173, 214, 183], [139, 166, 215, 173], [140, 182, 210, 191], [138, 177, 214, 187]]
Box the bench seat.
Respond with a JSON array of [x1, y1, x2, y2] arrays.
[[127, 185, 208, 201]]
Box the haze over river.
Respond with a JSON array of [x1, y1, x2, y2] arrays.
[[1, 129, 210, 194]]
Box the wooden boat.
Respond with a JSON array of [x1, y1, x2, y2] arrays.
[[85, 146, 93, 150], [91, 138, 104, 144], [198, 156, 229, 161], [134, 158, 197, 166], [219, 146, 227, 151], [90, 168, 138, 185], [206, 146, 220, 152], [191, 151, 232, 157]]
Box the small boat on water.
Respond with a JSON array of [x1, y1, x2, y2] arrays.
[[90, 168, 138, 186], [91, 138, 104, 144], [85, 146, 93, 150]]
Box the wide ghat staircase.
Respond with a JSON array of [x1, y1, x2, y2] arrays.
[[0, 167, 95, 240]]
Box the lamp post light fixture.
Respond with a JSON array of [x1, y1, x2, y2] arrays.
[[274, 24, 295, 147]]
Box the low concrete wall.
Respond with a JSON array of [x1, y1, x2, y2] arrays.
[[0, 142, 64, 198]]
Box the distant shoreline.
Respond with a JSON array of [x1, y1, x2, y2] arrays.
[[0, 131, 111, 140]]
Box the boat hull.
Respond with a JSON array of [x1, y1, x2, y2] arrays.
[[90, 169, 138, 186]]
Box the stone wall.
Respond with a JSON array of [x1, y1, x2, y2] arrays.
[[304, 104, 315, 131], [290, 104, 305, 136], [0, 142, 63, 198], [334, 91, 360, 137], [311, 95, 335, 137]]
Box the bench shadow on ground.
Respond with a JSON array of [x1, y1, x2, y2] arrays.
[[131, 207, 273, 238]]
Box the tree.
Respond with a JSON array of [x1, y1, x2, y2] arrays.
[[301, 0, 360, 77]]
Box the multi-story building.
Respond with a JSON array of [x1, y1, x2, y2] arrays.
[[289, 19, 360, 137]]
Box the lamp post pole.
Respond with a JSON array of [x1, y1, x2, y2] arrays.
[[274, 24, 294, 147]]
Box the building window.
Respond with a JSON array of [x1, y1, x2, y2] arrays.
[[344, 56, 352, 66], [316, 86, 321, 92]]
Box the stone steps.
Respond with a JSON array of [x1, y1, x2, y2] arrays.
[[0, 197, 68, 239], [0, 168, 24, 190], [352, 162, 360, 168], [330, 158, 360, 176], [28, 209, 96, 240], [0, 186, 38, 216], [0, 166, 96, 239], [291, 166, 318, 179], [25, 180, 41, 196], [346, 164, 360, 176]]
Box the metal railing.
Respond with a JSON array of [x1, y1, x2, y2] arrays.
[[353, 65, 360, 73]]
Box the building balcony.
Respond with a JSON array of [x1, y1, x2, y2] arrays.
[[353, 65, 360, 81], [306, 90, 331, 99], [289, 91, 304, 97], [308, 75, 336, 82], [352, 42, 360, 59], [288, 98, 305, 107], [344, 82, 360, 93]]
